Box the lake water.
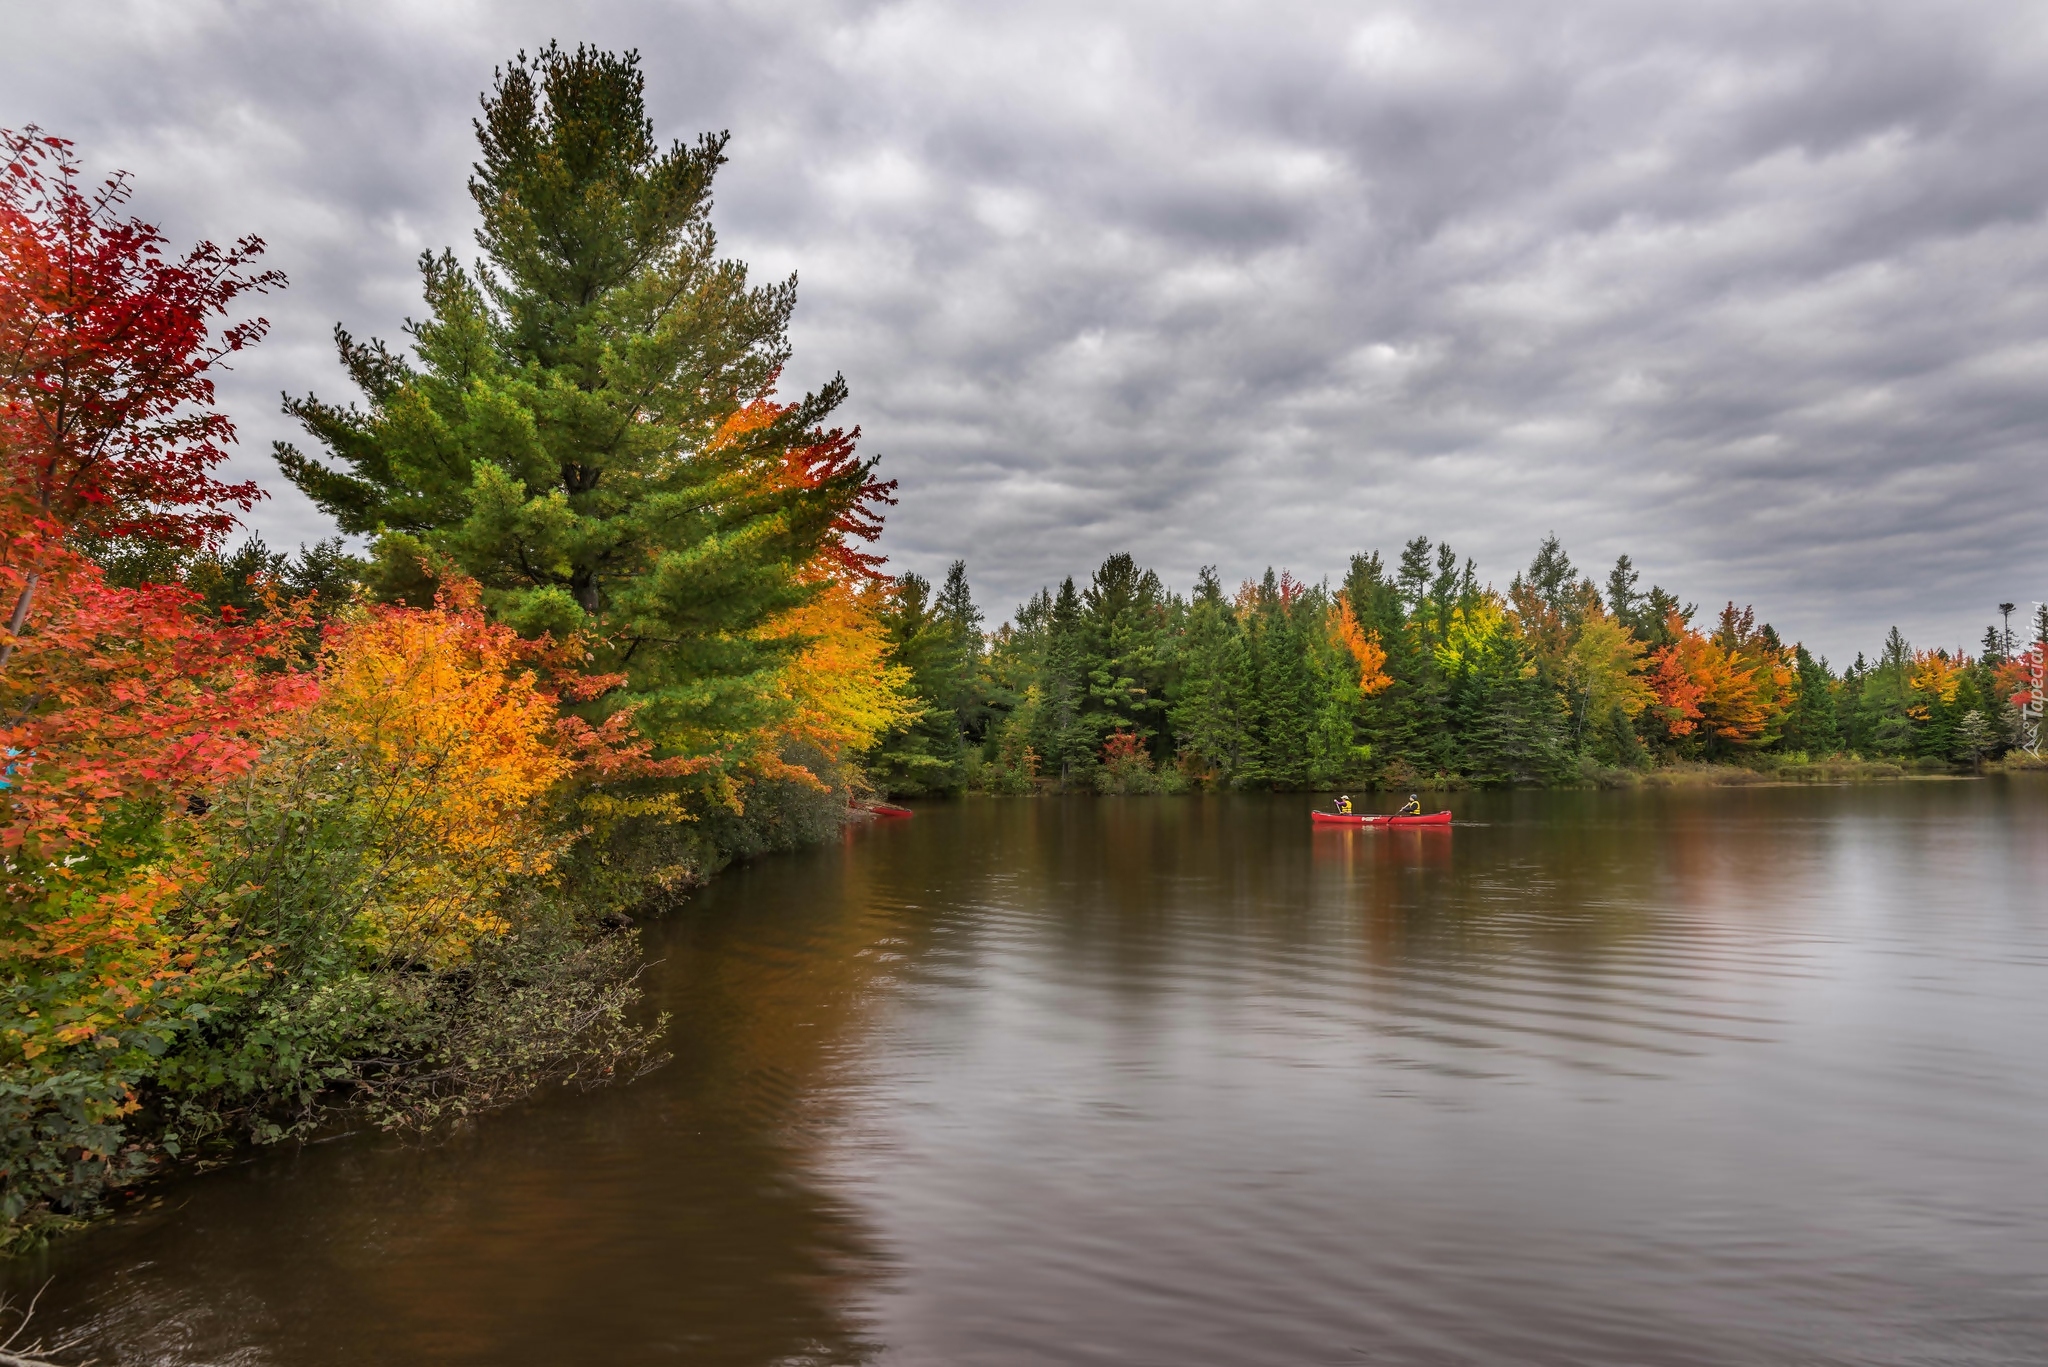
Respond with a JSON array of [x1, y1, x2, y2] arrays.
[[8, 784, 2048, 1365]]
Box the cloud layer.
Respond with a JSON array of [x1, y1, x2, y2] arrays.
[[6, 0, 2047, 659]]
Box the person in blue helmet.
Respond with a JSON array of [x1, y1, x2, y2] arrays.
[[1396, 793, 1422, 816]]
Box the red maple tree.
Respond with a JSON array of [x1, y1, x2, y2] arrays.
[[0, 131, 311, 1059], [0, 125, 283, 665]]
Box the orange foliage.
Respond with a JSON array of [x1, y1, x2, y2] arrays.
[[303, 578, 708, 962], [1101, 731, 1147, 765], [1327, 598, 1391, 696], [1646, 607, 1788, 745], [1646, 622, 1708, 738], [704, 386, 914, 799], [1696, 649, 1773, 742], [706, 382, 915, 793]]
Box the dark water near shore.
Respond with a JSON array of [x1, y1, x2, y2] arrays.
[[9, 784, 2048, 1365]]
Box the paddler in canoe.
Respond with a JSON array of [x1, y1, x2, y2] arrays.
[[1396, 793, 1421, 816], [1335, 795, 1353, 815]]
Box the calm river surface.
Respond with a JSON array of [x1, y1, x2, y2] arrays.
[[9, 784, 2048, 1365]]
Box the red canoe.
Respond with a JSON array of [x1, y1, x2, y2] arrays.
[[865, 803, 914, 818], [1312, 810, 1452, 827]]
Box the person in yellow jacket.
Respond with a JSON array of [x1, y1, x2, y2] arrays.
[[1335, 795, 1353, 815], [1397, 793, 1422, 816]]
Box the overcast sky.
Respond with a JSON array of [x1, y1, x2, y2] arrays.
[[5, 0, 2046, 659]]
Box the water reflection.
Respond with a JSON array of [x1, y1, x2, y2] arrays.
[[7, 783, 2048, 1366], [1, 832, 921, 1366]]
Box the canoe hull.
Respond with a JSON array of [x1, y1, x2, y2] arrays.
[[1311, 810, 1451, 827]]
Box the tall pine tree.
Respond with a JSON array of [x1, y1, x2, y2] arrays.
[[274, 44, 879, 762]]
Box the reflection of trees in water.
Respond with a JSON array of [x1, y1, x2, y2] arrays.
[[2, 841, 918, 1367], [1332, 787, 1856, 966], [953, 789, 1868, 1062]]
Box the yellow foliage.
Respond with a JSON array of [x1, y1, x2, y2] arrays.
[[1431, 591, 1512, 673], [1569, 611, 1654, 720], [763, 576, 919, 778], [1908, 649, 1964, 706], [313, 598, 572, 964]]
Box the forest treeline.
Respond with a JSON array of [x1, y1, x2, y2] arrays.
[[861, 543, 2046, 796]]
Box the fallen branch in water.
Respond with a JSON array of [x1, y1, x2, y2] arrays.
[[0, 1281, 88, 1366]]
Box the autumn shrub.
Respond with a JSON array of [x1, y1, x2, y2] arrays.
[[148, 592, 664, 1157], [151, 781, 660, 1156], [300, 591, 574, 962], [1095, 732, 1160, 795], [0, 578, 666, 1249]]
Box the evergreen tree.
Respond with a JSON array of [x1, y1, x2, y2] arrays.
[[1956, 709, 1994, 769], [980, 588, 1053, 788], [1169, 567, 1249, 780], [868, 573, 966, 795], [1422, 542, 1473, 648], [1948, 666, 1990, 763], [1395, 537, 1433, 621], [936, 560, 991, 743], [1511, 534, 1595, 658], [1635, 585, 1692, 649], [1079, 552, 1172, 753], [1782, 645, 1840, 755], [273, 44, 876, 763], [1606, 554, 1641, 633], [1857, 628, 1917, 756], [1236, 571, 1315, 787], [1592, 702, 1649, 769], [1036, 577, 1095, 786], [1305, 591, 1372, 786], [1343, 550, 1426, 781], [1342, 551, 1404, 633], [1446, 624, 1566, 784], [1509, 537, 1602, 732]]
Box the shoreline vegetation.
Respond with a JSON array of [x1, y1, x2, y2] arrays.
[[2, 40, 2042, 1258], [1, 47, 907, 1253]]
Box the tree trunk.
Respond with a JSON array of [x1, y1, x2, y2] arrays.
[[0, 572, 40, 673]]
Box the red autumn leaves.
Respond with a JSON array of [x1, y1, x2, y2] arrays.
[[0, 128, 279, 549], [1, 128, 299, 871]]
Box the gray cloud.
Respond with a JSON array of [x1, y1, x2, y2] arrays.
[[5, 0, 2046, 660]]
